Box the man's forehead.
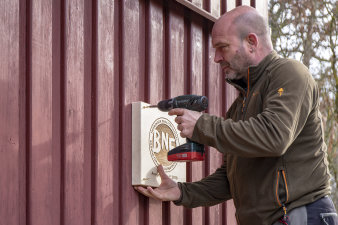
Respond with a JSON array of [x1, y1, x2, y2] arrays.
[[211, 24, 226, 41], [211, 22, 236, 47]]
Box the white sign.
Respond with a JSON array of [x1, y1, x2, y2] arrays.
[[132, 101, 186, 187]]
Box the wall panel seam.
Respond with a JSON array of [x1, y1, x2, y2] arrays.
[[117, 1, 124, 225], [24, 0, 32, 224], [60, 0, 66, 224], [90, 0, 98, 224]]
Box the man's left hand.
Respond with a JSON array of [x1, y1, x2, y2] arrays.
[[168, 108, 202, 138]]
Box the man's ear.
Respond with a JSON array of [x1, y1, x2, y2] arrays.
[[246, 33, 258, 48]]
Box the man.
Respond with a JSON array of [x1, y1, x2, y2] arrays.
[[135, 5, 338, 225]]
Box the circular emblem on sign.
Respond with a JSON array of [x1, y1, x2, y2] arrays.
[[149, 117, 179, 172]]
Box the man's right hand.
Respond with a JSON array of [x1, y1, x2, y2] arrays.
[[134, 165, 181, 202]]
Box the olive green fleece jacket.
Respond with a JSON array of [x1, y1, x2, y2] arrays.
[[174, 51, 331, 225]]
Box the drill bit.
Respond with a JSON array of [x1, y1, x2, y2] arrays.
[[143, 105, 158, 109]]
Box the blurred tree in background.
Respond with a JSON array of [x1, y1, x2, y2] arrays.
[[269, 0, 337, 208]]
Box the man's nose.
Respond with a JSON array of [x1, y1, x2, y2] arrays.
[[214, 49, 223, 63]]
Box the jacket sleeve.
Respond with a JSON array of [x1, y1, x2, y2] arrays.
[[190, 60, 316, 157], [173, 158, 232, 208]]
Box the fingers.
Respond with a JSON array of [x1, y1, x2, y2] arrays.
[[168, 108, 185, 116], [169, 108, 198, 138], [177, 123, 183, 131], [180, 132, 187, 138], [134, 186, 154, 198], [134, 186, 163, 201], [172, 110, 184, 133], [177, 124, 187, 138], [175, 115, 183, 124]]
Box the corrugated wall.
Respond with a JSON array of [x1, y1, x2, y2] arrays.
[[0, 0, 266, 225]]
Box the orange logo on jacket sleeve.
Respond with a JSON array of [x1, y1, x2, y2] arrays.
[[278, 88, 284, 96]]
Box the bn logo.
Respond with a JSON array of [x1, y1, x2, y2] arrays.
[[149, 117, 179, 172]]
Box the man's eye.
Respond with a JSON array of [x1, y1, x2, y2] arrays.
[[221, 46, 229, 51]]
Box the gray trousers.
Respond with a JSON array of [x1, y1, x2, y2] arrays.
[[272, 196, 338, 225]]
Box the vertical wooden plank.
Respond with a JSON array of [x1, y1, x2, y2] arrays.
[[30, 0, 55, 225], [120, 1, 145, 224], [226, 200, 237, 225], [0, 0, 23, 225], [168, 3, 185, 97], [190, 17, 204, 225], [190, 19, 204, 96], [206, 32, 224, 225], [63, 0, 91, 224], [255, 0, 268, 18], [226, 0, 236, 10], [242, 0, 250, 6], [96, 0, 118, 225], [148, 0, 164, 223], [168, 2, 185, 225], [148, 0, 164, 104], [210, 0, 221, 18]]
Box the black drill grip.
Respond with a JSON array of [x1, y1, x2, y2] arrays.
[[157, 95, 208, 112]]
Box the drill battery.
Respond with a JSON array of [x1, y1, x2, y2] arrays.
[[167, 141, 205, 162]]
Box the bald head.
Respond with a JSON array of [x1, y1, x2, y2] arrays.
[[213, 6, 272, 51], [211, 6, 273, 79]]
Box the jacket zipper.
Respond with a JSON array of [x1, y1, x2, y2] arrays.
[[276, 169, 289, 221]]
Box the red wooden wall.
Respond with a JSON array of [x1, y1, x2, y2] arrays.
[[0, 0, 266, 225]]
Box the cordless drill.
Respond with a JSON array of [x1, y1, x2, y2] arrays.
[[146, 95, 208, 162]]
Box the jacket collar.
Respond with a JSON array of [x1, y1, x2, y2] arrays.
[[225, 50, 279, 95]]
